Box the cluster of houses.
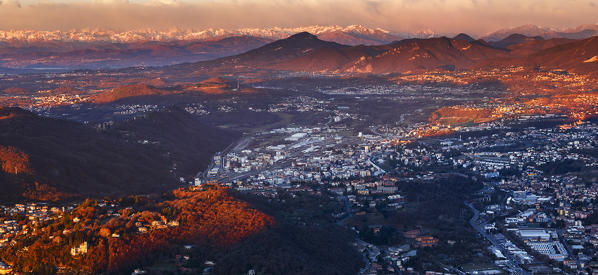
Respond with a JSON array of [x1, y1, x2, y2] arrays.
[[114, 104, 162, 116], [0, 203, 68, 248], [258, 96, 330, 113], [0, 261, 11, 274], [31, 92, 88, 107], [209, 126, 390, 189]]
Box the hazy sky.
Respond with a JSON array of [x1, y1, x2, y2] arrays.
[[0, 0, 597, 35]]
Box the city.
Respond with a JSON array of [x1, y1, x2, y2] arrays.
[[1, 1, 598, 274]]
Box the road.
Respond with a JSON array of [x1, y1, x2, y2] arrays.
[[370, 125, 382, 136], [197, 136, 252, 182], [336, 195, 352, 225], [358, 249, 372, 275], [368, 152, 386, 174], [466, 202, 531, 275], [331, 195, 372, 275]]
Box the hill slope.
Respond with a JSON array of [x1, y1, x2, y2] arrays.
[[90, 84, 171, 104], [506, 37, 576, 57], [479, 36, 598, 74], [0, 108, 178, 202], [0, 107, 236, 203], [278, 36, 509, 73], [0, 186, 274, 273], [489, 33, 544, 49], [524, 36, 598, 73], [108, 107, 239, 177], [346, 37, 508, 73], [193, 32, 349, 72]]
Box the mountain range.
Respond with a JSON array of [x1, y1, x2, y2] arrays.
[[482, 24, 598, 41], [192, 32, 494, 73], [0, 25, 401, 70], [0, 36, 272, 69], [0, 25, 401, 46], [188, 31, 598, 75], [2, 24, 597, 45], [2, 23, 598, 71]]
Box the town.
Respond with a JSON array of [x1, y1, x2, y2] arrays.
[[2, 71, 598, 274], [192, 98, 598, 274]]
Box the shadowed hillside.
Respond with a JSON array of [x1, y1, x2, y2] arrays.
[[0, 107, 178, 203], [108, 107, 240, 178]]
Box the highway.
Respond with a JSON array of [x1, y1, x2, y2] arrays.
[[466, 202, 531, 275]]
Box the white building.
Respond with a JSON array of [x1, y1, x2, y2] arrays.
[[70, 241, 88, 256]]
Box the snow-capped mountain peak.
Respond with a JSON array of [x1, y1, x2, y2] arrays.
[[0, 25, 400, 46]]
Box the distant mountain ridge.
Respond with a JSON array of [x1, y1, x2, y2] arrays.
[[453, 33, 476, 42], [488, 33, 544, 49], [0, 25, 598, 70], [5, 24, 596, 45], [0, 25, 401, 46], [0, 36, 272, 69], [192, 32, 510, 73], [0, 25, 403, 70], [482, 24, 598, 41], [177, 29, 598, 77], [200, 32, 350, 70]]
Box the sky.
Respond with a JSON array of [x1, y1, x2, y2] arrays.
[[0, 0, 597, 36]]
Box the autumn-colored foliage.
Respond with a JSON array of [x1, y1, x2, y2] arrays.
[[22, 182, 73, 202], [523, 91, 598, 121], [103, 187, 273, 271], [420, 127, 455, 137], [0, 186, 273, 273], [429, 106, 494, 125], [0, 145, 31, 174], [91, 84, 171, 103], [0, 113, 16, 120], [182, 77, 255, 94]]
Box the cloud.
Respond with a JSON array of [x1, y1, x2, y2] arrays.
[[0, 0, 22, 8], [93, 0, 129, 4], [145, 0, 178, 5], [0, 0, 596, 35]]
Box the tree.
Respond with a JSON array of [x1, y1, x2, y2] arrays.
[[0, 145, 31, 174]]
